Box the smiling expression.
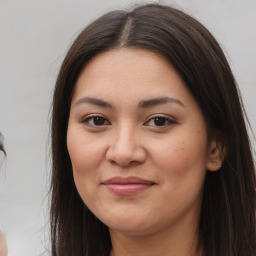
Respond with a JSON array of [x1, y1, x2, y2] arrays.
[[67, 48, 218, 237]]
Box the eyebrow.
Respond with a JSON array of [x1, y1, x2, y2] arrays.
[[74, 97, 113, 108], [74, 96, 184, 108], [139, 97, 185, 108]]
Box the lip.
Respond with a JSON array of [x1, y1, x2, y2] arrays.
[[102, 176, 155, 196]]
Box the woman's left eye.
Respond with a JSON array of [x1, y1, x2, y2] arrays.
[[145, 116, 176, 127]]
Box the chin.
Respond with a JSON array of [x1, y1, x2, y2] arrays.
[[101, 213, 156, 236]]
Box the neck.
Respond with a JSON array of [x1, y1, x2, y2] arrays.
[[109, 221, 202, 256]]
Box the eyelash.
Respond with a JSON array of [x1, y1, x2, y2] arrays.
[[82, 114, 177, 128], [82, 115, 110, 127], [144, 116, 177, 127]]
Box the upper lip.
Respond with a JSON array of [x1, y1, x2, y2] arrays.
[[102, 176, 155, 185]]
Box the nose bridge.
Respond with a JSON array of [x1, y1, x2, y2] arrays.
[[114, 122, 137, 155], [106, 121, 146, 166]]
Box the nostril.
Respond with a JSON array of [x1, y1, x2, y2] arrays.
[[109, 160, 142, 167], [106, 146, 146, 167], [105, 132, 147, 166]]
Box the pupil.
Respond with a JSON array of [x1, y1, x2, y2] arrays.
[[154, 117, 166, 126], [94, 117, 105, 125]]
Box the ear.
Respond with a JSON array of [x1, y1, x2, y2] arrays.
[[206, 135, 227, 172]]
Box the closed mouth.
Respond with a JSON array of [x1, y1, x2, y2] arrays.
[[102, 176, 155, 196]]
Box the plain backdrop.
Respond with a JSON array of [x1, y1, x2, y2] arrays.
[[0, 0, 255, 255]]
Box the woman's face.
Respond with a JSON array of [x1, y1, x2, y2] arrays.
[[67, 49, 218, 237]]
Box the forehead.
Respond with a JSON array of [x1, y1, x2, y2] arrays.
[[76, 48, 176, 87], [72, 48, 197, 110]]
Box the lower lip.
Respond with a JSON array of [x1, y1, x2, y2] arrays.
[[104, 183, 153, 196]]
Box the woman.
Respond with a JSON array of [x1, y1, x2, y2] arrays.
[[0, 134, 8, 256], [50, 3, 256, 256]]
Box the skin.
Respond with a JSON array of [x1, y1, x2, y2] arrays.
[[67, 48, 222, 256], [0, 231, 8, 256]]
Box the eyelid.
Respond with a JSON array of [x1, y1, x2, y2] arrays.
[[80, 114, 177, 128], [144, 115, 177, 127], [81, 114, 111, 126]]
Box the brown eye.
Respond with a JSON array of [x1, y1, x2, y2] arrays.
[[92, 116, 106, 125], [83, 115, 110, 126], [153, 117, 167, 126], [145, 116, 176, 127]]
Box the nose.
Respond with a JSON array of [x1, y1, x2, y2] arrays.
[[106, 125, 146, 167]]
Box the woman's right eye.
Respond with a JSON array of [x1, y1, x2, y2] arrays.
[[82, 115, 110, 127]]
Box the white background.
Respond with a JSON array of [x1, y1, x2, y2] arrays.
[[0, 0, 255, 255]]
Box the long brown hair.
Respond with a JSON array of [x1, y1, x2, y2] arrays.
[[50, 4, 256, 256]]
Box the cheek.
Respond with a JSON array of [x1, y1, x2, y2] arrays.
[[151, 133, 208, 216], [151, 130, 208, 180], [67, 130, 105, 173], [66, 129, 107, 202]]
